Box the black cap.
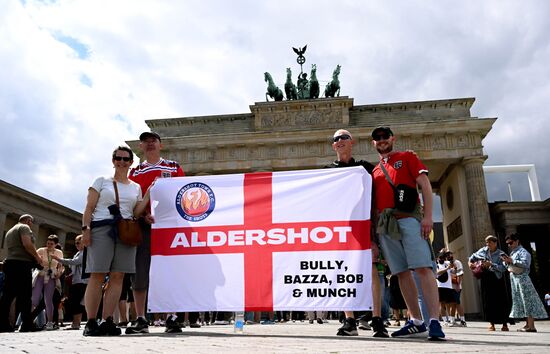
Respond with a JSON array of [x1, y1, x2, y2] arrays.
[[139, 131, 161, 142], [371, 126, 394, 139]]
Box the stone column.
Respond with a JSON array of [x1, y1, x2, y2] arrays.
[[31, 217, 42, 245], [462, 156, 494, 249], [0, 211, 7, 259], [0, 211, 7, 240], [56, 230, 67, 250]]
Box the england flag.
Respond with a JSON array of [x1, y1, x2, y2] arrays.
[[148, 166, 372, 312]]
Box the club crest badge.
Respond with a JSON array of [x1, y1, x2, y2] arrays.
[[393, 160, 403, 169], [175, 182, 216, 221]]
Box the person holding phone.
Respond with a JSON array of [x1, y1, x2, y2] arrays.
[[501, 234, 547, 332], [468, 235, 511, 331]]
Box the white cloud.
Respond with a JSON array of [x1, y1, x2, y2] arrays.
[[1, 0, 550, 215]]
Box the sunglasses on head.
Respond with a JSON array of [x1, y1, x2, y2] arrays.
[[373, 133, 391, 141], [114, 156, 131, 162], [333, 134, 351, 143]]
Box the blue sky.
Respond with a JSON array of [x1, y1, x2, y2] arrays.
[[1, 0, 550, 218]]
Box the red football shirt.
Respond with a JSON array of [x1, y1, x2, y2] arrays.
[[372, 151, 428, 212], [129, 158, 185, 196]]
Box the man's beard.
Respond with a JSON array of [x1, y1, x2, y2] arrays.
[[376, 142, 393, 154]]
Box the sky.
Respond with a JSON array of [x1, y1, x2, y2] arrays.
[[1, 0, 549, 217]]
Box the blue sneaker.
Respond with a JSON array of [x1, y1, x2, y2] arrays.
[[428, 320, 445, 341], [391, 320, 427, 338]]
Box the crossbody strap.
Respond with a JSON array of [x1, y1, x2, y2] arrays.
[[112, 180, 120, 207], [378, 162, 397, 191]]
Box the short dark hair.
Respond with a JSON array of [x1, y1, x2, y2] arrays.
[[112, 146, 134, 161], [47, 234, 59, 244], [505, 233, 520, 243]]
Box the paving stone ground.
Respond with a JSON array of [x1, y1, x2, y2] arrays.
[[1, 319, 549, 353]]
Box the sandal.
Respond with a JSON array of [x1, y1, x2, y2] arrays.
[[517, 328, 537, 332], [488, 324, 495, 331]]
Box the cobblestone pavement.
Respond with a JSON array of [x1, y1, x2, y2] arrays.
[[1, 320, 549, 353]]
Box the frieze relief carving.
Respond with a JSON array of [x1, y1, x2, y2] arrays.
[[433, 136, 446, 150], [258, 109, 343, 129], [457, 135, 468, 148], [171, 132, 484, 166], [412, 137, 424, 150], [179, 142, 334, 164]]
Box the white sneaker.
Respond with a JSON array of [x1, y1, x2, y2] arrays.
[[45, 322, 55, 331]]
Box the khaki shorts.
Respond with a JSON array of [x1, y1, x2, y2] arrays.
[[86, 225, 136, 273]]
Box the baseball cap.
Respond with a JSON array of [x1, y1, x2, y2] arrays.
[[371, 126, 394, 139], [139, 131, 161, 142]]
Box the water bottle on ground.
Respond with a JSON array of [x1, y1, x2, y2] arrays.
[[234, 312, 245, 334]]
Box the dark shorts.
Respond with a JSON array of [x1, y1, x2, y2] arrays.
[[453, 289, 462, 305], [132, 221, 151, 291], [438, 287, 456, 304]]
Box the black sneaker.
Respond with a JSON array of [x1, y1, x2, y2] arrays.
[[83, 319, 100, 336], [97, 317, 121, 336], [19, 323, 42, 332], [371, 316, 389, 338], [0, 323, 14, 333], [336, 317, 358, 336], [316, 318, 324, 325], [165, 317, 182, 333], [125, 317, 149, 334]]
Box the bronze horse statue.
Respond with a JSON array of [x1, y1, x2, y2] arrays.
[[285, 68, 298, 100], [264, 72, 284, 101], [309, 64, 320, 99], [324, 64, 341, 98]]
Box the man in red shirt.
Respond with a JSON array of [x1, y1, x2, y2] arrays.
[[125, 132, 188, 334], [327, 129, 388, 338], [371, 126, 444, 341]]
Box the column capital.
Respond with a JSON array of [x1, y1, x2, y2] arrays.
[[462, 155, 488, 166]]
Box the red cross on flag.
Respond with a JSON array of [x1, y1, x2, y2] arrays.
[[148, 166, 372, 312]]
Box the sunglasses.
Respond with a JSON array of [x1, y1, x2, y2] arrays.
[[373, 133, 391, 141], [114, 156, 132, 162], [333, 134, 351, 143]]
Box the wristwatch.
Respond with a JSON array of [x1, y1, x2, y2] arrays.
[[81, 225, 90, 231]]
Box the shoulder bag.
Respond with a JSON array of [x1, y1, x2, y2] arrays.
[[113, 180, 142, 246], [471, 260, 484, 279], [378, 163, 419, 213]]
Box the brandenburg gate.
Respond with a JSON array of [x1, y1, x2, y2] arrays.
[[128, 95, 496, 315]]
